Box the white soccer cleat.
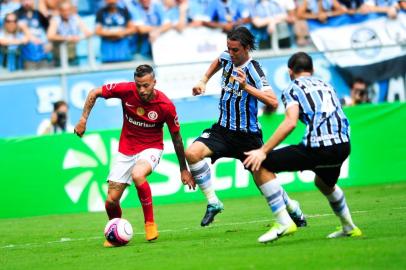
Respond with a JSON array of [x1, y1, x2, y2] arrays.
[[258, 222, 297, 243], [327, 226, 362, 238]]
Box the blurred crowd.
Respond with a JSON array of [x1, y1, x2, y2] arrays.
[[0, 0, 405, 71]]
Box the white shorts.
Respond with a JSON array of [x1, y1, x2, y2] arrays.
[[107, 148, 163, 185]]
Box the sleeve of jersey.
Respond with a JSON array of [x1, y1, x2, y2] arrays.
[[101, 82, 131, 99], [282, 85, 299, 109], [219, 51, 230, 67], [247, 63, 272, 91], [165, 102, 181, 134]]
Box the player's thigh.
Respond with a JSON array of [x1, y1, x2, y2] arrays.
[[262, 145, 316, 173], [107, 152, 136, 186], [186, 140, 214, 162], [188, 126, 226, 162], [233, 133, 263, 163], [314, 166, 342, 188], [312, 143, 350, 187], [131, 148, 163, 185]]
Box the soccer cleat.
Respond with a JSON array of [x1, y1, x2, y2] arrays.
[[103, 240, 118, 247], [258, 222, 297, 243], [289, 211, 307, 227], [145, 222, 159, 241], [327, 226, 362, 238], [287, 200, 307, 227], [200, 201, 224, 227]]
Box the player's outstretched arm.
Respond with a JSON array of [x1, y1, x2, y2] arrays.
[[170, 131, 196, 190], [74, 87, 103, 137], [192, 58, 222, 96], [243, 105, 299, 171]]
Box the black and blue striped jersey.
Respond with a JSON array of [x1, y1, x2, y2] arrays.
[[282, 76, 350, 148], [217, 51, 271, 133]]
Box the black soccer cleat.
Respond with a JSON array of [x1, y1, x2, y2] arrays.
[[200, 202, 224, 227], [289, 212, 307, 227]]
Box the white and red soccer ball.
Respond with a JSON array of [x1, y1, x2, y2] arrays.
[[104, 218, 133, 246]]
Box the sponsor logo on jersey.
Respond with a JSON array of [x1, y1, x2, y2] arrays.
[[136, 107, 145, 116], [148, 111, 158, 120], [125, 102, 135, 107], [125, 114, 156, 128], [174, 115, 180, 127]]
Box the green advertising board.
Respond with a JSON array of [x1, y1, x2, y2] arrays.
[[0, 102, 405, 218]]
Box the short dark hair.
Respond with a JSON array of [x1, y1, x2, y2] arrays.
[[134, 64, 155, 78], [53, 100, 67, 111], [287, 52, 313, 73], [350, 77, 367, 88], [227, 26, 256, 51]]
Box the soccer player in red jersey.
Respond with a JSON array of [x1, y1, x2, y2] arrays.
[[74, 64, 195, 246]]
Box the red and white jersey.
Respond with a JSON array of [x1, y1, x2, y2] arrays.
[[102, 82, 180, 155]]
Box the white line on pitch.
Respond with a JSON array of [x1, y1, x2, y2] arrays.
[[0, 209, 370, 249]]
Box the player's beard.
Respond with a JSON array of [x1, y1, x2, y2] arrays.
[[140, 91, 154, 102]]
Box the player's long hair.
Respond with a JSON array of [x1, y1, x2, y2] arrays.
[[227, 26, 256, 51]]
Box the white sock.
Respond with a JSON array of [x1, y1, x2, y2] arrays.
[[259, 180, 292, 226], [189, 160, 219, 204], [326, 185, 356, 231], [281, 188, 302, 216]]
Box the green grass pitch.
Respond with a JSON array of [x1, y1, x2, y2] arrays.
[[2, 182, 406, 270]]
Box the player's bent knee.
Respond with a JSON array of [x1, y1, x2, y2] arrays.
[[105, 197, 120, 206], [131, 171, 147, 184], [315, 176, 335, 195], [185, 147, 203, 164]]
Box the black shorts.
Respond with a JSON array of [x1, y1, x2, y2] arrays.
[[262, 142, 350, 187], [195, 124, 263, 167]]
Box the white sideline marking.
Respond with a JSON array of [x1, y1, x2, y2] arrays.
[[0, 209, 371, 249]]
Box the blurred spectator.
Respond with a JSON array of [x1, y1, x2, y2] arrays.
[[0, 12, 28, 71], [128, 0, 170, 58], [38, 0, 61, 18], [15, 0, 52, 70], [38, 0, 79, 18], [363, 0, 399, 18], [341, 77, 370, 106], [339, 0, 364, 11], [293, 0, 311, 46], [188, 0, 210, 26], [251, 0, 304, 49], [400, 0, 406, 10], [90, 0, 128, 11], [163, 0, 189, 32], [38, 100, 74, 135], [0, 0, 21, 27], [95, 0, 135, 63], [47, 0, 92, 66], [297, 0, 346, 23], [203, 0, 251, 33]]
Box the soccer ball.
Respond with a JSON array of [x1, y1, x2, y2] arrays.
[[104, 218, 133, 246]]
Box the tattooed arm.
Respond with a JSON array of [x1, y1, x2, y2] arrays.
[[170, 131, 196, 190], [74, 87, 103, 137]]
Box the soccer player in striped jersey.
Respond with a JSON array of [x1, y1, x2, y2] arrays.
[[244, 52, 362, 243], [185, 26, 306, 228]]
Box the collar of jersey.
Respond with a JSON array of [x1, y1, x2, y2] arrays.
[[233, 57, 252, 69]]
